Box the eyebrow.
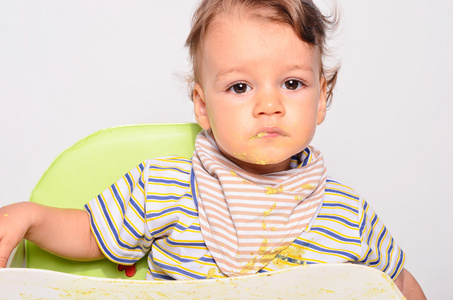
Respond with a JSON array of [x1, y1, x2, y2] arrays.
[[215, 67, 250, 81], [285, 64, 315, 74], [215, 64, 315, 81]]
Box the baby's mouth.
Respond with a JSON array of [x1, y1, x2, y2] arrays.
[[249, 127, 286, 141], [249, 132, 269, 140]]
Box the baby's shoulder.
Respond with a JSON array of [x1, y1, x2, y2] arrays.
[[144, 156, 193, 175], [321, 177, 363, 216], [141, 156, 193, 190], [144, 156, 195, 207]]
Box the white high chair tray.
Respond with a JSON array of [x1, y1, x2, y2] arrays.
[[1, 263, 404, 299]]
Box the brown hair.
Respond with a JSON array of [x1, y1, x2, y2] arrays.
[[185, 0, 340, 106]]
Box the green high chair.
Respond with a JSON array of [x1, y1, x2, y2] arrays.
[[25, 123, 202, 279], [2, 123, 404, 299]]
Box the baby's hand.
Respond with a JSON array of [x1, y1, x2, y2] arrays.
[[0, 202, 34, 268]]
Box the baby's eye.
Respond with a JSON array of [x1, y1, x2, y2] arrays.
[[282, 79, 303, 90], [228, 83, 251, 94]]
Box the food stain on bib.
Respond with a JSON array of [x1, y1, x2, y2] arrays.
[[301, 183, 316, 190], [263, 202, 277, 217], [265, 186, 284, 195], [240, 257, 257, 274]]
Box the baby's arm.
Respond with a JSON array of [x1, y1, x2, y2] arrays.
[[357, 198, 426, 299], [394, 268, 426, 300], [0, 202, 104, 268]]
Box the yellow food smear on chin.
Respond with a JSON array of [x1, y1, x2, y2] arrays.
[[232, 152, 271, 165], [232, 152, 248, 161]]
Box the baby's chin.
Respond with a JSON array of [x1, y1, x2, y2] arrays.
[[229, 152, 293, 174]]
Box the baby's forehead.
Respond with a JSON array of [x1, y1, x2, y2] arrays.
[[203, 13, 321, 59], [208, 9, 319, 46], [200, 16, 322, 77], [208, 6, 288, 33]]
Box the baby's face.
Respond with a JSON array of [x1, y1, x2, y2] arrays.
[[193, 14, 327, 174]]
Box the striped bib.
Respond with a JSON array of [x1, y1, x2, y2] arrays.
[[192, 130, 327, 277]]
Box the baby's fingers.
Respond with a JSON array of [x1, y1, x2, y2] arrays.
[[0, 236, 20, 268], [0, 203, 30, 268]]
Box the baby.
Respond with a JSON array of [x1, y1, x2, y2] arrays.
[[0, 0, 425, 298]]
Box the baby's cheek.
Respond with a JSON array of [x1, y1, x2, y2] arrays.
[[217, 131, 245, 150]]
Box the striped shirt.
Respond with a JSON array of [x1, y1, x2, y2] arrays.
[[84, 156, 405, 281]]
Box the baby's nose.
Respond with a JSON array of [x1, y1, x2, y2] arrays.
[[253, 91, 285, 117]]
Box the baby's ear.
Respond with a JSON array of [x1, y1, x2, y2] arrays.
[[316, 77, 327, 125], [193, 83, 211, 130]]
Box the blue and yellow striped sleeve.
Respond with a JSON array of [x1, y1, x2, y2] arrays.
[[358, 198, 405, 280], [84, 161, 152, 265]]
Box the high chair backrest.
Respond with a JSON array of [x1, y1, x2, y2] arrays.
[[27, 123, 201, 279]]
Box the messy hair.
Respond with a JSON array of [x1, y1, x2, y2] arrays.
[[185, 0, 340, 107]]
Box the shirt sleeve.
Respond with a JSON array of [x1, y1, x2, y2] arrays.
[[84, 161, 152, 265], [358, 198, 405, 280]]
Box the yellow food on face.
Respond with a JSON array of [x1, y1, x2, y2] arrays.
[[249, 132, 268, 141]]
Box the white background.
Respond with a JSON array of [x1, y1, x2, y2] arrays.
[[1, 0, 452, 298]]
